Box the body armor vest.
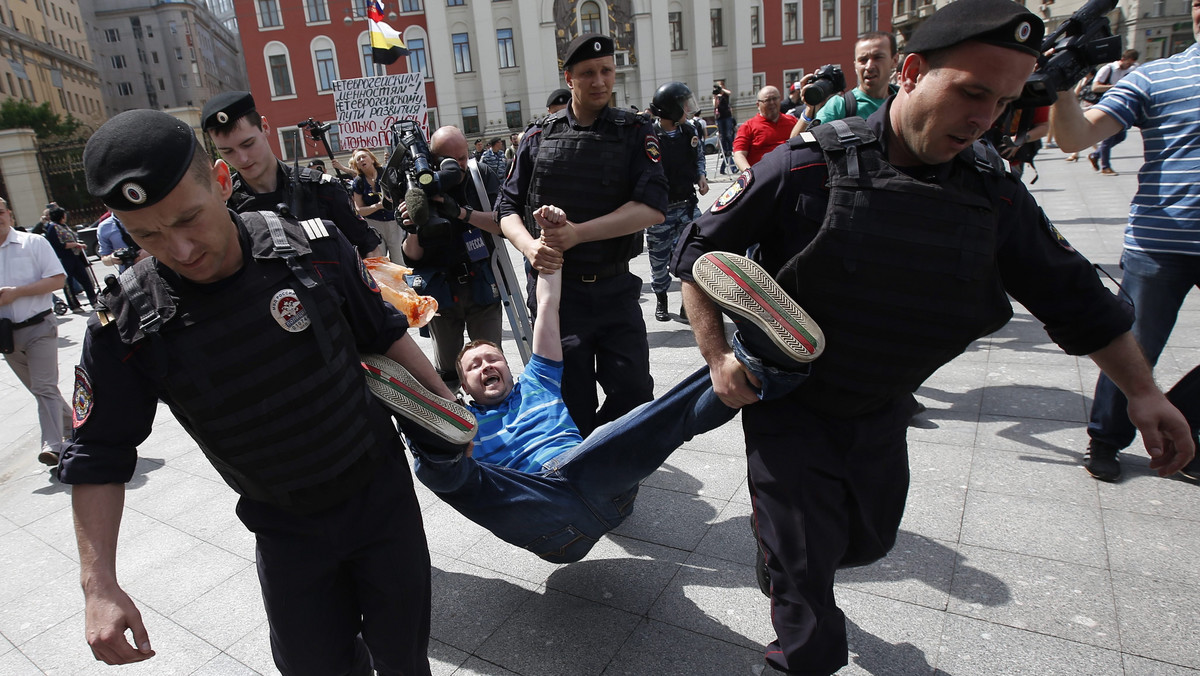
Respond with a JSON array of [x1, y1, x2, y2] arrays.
[[526, 108, 643, 273], [778, 117, 1014, 417], [655, 121, 699, 204], [105, 211, 391, 512], [228, 163, 322, 221]]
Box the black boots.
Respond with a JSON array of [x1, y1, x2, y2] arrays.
[[654, 292, 669, 322]]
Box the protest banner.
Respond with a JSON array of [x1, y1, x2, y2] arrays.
[[331, 72, 427, 150]]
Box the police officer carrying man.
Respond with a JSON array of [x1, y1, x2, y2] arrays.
[[60, 109, 475, 675], [497, 33, 668, 436], [670, 1, 1196, 673], [400, 125, 504, 390], [647, 81, 708, 323], [200, 91, 382, 258]]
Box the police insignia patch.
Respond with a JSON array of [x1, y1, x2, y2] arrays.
[[359, 258, 380, 293], [645, 135, 662, 163], [72, 366, 93, 429], [270, 288, 312, 333], [1040, 210, 1074, 252], [690, 135, 699, 147], [712, 169, 753, 213]]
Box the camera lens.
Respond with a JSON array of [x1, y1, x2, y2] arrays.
[[803, 80, 838, 106]]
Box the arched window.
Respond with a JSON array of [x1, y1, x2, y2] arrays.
[[358, 31, 386, 77], [579, 1, 602, 35], [405, 26, 431, 79], [263, 41, 295, 97], [310, 36, 340, 93]]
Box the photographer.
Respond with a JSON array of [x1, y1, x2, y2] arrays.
[[732, 85, 797, 171], [95, 212, 147, 273], [790, 32, 899, 136], [400, 126, 504, 390], [712, 80, 736, 174]]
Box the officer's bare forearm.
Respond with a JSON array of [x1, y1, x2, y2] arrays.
[[1050, 93, 1123, 152], [385, 333, 456, 399], [464, 209, 502, 235], [733, 151, 751, 172], [683, 282, 732, 365], [573, 201, 663, 242], [73, 483, 126, 593], [1089, 332, 1159, 400], [500, 214, 537, 253]]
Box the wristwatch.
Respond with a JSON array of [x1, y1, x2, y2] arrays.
[[462, 206, 474, 221]]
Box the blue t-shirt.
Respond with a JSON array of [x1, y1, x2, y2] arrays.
[[1093, 43, 1200, 256], [469, 354, 582, 472]]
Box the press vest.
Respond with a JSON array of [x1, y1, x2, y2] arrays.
[[526, 107, 644, 274], [655, 120, 700, 204], [779, 117, 1014, 417], [103, 211, 392, 513]]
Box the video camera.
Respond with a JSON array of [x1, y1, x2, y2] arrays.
[[112, 247, 140, 266], [1020, 0, 1121, 106], [802, 64, 846, 106], [380, 119, 464, 246], [297, 117, 332, 142]]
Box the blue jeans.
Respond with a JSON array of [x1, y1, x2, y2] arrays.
[[1088, 249, 1200, 449], [1089, 128, 1126, 170], [412, 342, 808, 563], [717, 117, 737, 170], [647, 202, 700, 295]]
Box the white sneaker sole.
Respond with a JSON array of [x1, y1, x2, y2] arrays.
[[361, 354, 477, 446]]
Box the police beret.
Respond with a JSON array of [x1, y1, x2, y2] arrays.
[[563, 33, 614, 69], [84, 109, 198, 212], [905, 0, 1044, 58], [201, 90, 256, 131], [546, 88, 571, 107]]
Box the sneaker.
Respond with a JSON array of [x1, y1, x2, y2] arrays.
[[692, 252, 824, 363], [360, 354, 477, 446], [654, 293, 669, 322], [1083, 440, 1121, 482], [1100, 168, 1119, 176], [1088, 154, 1100, 171], [38, 448, 60, 467]]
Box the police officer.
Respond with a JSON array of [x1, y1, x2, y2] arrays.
[[400, 125, 504, 390], [497, 33, 668, 436], [647, 81, 708, 322], [546, 88, 571, 114], [670, 1, 1195, 673], [61, 109, 470, 675], [201, 91, 382, 258]]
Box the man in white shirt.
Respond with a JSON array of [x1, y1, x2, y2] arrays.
[[0, 197, 71, 466], [1087, 49, 1138, 175]]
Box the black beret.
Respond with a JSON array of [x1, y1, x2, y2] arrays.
[[201, 90, 256, 131], [563, 33, 614, 69], [84, 109, 198, 212], [905, 0, 1044, 58], [546, 88, 571, 108]]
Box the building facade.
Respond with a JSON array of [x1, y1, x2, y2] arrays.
[[84, 0, 249, 117], [235, 0, 890, 160], [0, 0, 104, 128]]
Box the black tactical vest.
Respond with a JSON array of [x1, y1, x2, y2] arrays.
[[105, 211, 392, 513], [228, 163, 322, 221], [778, 117, 1014, 417], [526, 108, 643, 274], [655, 121, 699, 204]]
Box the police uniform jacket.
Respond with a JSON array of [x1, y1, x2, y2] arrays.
[[673, 102, 1133, 417], [229, 159, 381, 258], [59, 211, 410, 513]]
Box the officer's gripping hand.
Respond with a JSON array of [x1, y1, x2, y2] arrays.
[[84, 582, 155, 665], [538, 207, 579, 252], [709, 351, 762, 409], [698, 176, 710, 196], [1128, 392, 1196, 478]]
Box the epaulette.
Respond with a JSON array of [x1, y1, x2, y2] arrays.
[[608, 107, 650, 126], [787, 130, 820, 149], [532, 109, 566, 128], [297, 218, 333, 240], [298, 167, 334, 184]]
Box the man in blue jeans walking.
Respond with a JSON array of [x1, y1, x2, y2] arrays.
[[410, 208, 823, 561], [1085, 49, 1137, 176]]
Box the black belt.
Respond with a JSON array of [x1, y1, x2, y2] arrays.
[[12, 309, 52, 329], [562, 261, 629, 283]]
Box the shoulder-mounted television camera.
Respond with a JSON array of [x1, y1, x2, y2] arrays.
[[380, 119, 463, 246], [1020, 0, 1122, 106]]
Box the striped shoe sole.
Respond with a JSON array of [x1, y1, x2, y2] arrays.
[[360, 354, 477, 445], [692, 252, 824, 363]]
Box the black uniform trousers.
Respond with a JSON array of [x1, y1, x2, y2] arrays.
[[555, 272, 653, 437], [236, 449, 432, 676], [746, 393, 911, 676]]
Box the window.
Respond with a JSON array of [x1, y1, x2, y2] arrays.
[[351, 0, 367, 17], [447, 0, 464, 5], [180, 73, 188, 87], [304, 0, 328, 23], [256, 0, 281, 28], [361, 42, 384, 76], [452, 32, 471, 73], [407, 37, 430, 78], [784, 69, 803, 91], [158, 77, 165, 90], [497, 28, 516, 68], [711, 8, 723, 47], [783, 2, 800, 42], [175, 47, 183, 59], [147, 25, 153, 37], [169, 20, 177, 34], [104, 28, 119, 42], [401, 0, 422, 10], [750, 5, 762, 44], [117, 81, 133, 95], [669, 12, 683, 51], [152, 51, 159, 63], [505, 101, 521, 128], [267, 48, 294, 96], [280, 128, 302, 160], [821, 0, 838, 38], [314, 47, 337, 91], [752, 72, 765, 93], [580, 1, 601, 34], [325, 126, 341, 152], [859, 0, 876, 33], [111, 55, 126, 68], [462, 105, 479, 134]]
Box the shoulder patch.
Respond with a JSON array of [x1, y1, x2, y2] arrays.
[[359, 257, 381, 294], [712, 169, 753, 213], [645, 134, 662, 163], [1040, 209, 1074, 252], [72, 366, 93, 429], [300, 218, 331, 240], [690, 135, 699, 147]]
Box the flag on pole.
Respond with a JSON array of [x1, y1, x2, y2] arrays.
[[368, 0, 408, 65]]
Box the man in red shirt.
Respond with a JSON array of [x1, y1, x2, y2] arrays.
[[733, 86, 799, 171]]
